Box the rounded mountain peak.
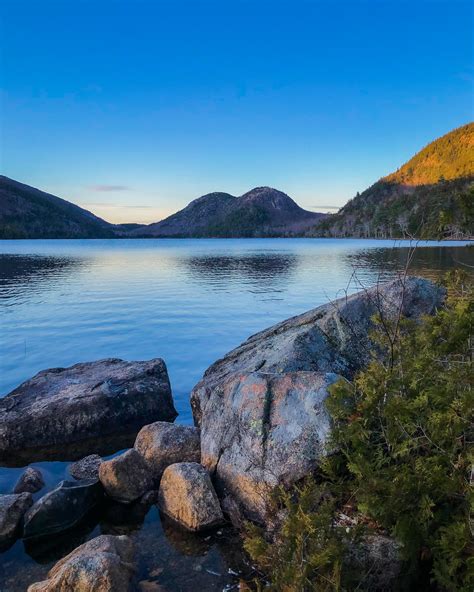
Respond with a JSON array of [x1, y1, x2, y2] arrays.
[[187, 191, 235, 207], [239, 186, 302, 213]]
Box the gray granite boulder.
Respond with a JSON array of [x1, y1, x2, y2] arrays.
[[69, 454, 103, 480], [27, 534, 135, 592], [99, 449, 153, 503], [191, 277, 444, 524], [134, 422, 200, 484], [191, 277, 444, 423], [0, 358, 177, 465], [199, 371, 339, 523], [13, 467, 45, 494], [23, 479, 103, 539], [158, 462, 224, 531], [0, 492, 33, 549]]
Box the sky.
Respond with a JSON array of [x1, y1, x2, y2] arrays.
[[1, 0, 473, 224]]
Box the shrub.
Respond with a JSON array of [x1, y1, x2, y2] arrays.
[[245, 273, 473, 591]]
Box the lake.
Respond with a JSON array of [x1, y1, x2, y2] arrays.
[[0, 238, 472, 590]]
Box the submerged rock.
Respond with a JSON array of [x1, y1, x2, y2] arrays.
[[158, 462, 224, 531], [100, 492, 158, 536], [134, 421, 200, 484], [0, 358, 177, 465], [69, 454, 103, 480], [13, 467, 45, 494], [99, 449, 153, 503], [191, 277, 444, 423], [27, 534, 135, 592], [23, 479, 103, 539], [200, 371, 339, 523], [23, 507, 101, 565], [0, 492, 33, 550]]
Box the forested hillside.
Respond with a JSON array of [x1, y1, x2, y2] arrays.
[[0, 176, 116, 239], [312, 123, 474, 239]]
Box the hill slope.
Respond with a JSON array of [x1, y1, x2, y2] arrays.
[[385, 123, 473, 185], [131, 187, 325, 237], [0, 176, 117, 239], [312, 123, 474, 239]]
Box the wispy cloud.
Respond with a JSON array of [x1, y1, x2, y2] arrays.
[[87, 185, 131, 192]]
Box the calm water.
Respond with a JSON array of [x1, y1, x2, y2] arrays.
[[0, 238, 472, 590]]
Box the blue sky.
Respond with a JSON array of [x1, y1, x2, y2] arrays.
[[1, 0, 472, 223]]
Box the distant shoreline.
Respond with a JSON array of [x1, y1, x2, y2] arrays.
[[1, 236, 472, 243]]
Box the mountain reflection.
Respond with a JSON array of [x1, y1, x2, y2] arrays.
[[182, 253, 299, 290], [0, 255, 83, 302], [347, 246, 473, 282]]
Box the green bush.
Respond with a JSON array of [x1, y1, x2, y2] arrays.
[[245, 487, 353, 591], [245, 274, 473, 591]]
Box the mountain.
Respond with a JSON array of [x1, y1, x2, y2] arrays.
[[311, 123, 474, 239], [0, 176, 117, 239], [130, 186, 326, 237], [0, 178, 324, 239], [5, 123, 472, 241]]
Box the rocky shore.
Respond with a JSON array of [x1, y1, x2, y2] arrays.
[[0, 277, 444, 590]]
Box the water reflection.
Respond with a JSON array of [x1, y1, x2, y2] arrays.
[[183, 252, 299, 291], [0, 432, 138, 468], [0, 255, 83, 303], [23, 506, 103, 564], [135, 509, 253, 591], [1, 502, 253, 592], [101, 496, 154, 536], [347, 246, 474, 282]]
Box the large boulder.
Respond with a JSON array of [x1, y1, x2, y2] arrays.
[[191, 277, 444, 423], [0, 492, 33, 550], [99, 449, 153, 503], [0, 358, 177, 465], [199, 371, 339, 523], [13, 467, 45, 494], [23, 479, 103, 539], [191, 277, 445, 523], [158, 462, 224, 531], [27, 534, 135, 592], [134, 422, 200, 484]]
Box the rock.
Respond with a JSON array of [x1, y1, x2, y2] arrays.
[[0, 358, 177, 465], [69, 454, 103, 480], [134, 422, 200, 483], [199, 371, 339, 523], [23, 479, 103, 539], [158, 462, 224, 531], [27, 534, 135, 592], [99, 449, 153, 503], [0, 492, 33, 549], [190, 277, 445, 524], [191, 277, 444, 423], [13, 467, 45, 494], [344, 533, 403, 591]]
